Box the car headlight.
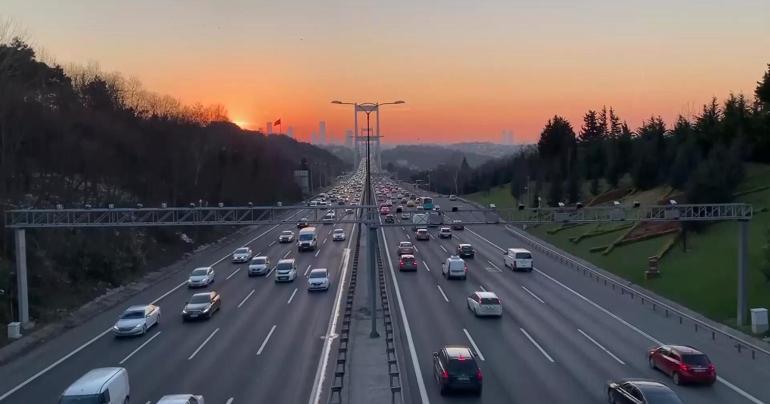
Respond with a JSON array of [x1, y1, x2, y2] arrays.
[[182, 309, 188, 314], [113, 325, 119, 331], [133, 323, 144, 329], [202, 306, 211, 313]]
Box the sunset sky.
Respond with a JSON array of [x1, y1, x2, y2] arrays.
[[3, 0, 768, 144]]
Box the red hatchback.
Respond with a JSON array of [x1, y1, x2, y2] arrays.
[[399, 254, 417, 271], [648, 345, 716, 385], [379, 206, 390, 215]]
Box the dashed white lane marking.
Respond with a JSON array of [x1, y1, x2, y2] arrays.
[[521, 285, 545, 304], [257, 325, 277, 355], [119, 331, 162, 364], [226, 267, 241, 280], [188, 328, 220, 360], [436, 285, 450, 302], [463, 328, 485, 361], [238, 289, 256, 308], [288, 288, 298, 304], [578, 329, 625, 365], [520, 328, 554, 363]]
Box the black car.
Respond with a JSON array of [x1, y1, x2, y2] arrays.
[[456, 244, 475, 258], [607, 379, 683, 404], [385, 214, 395, 223], [433, 346, 482, 396], [451, 220, 464, 230], [297, 218, 309, 229], [395, 206, 403, 213], [182, 291, 221, 321], [451, 206, 459, 212]]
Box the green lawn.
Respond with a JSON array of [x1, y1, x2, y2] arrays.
[[466, 165, 770, 330], [465, 185, 520, 209]]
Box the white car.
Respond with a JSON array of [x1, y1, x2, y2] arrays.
[[187, 267, 215, 288], [275, 259, 297, 282], [307, 268, 330, 291], [438, 227, 452, 239], [231, 247, 253, 263], [442, 256, 467, 280], [60, 368, 129, 404], [401, 212, 410, 220], [113, 304, 160, 336], [157, 394, 205, 404], [279, 230, 295, 243], [449, 194, 457, 201], [467, 291, 502, 317], [332, 228, 346, 241], [248, 256, 270, 276]]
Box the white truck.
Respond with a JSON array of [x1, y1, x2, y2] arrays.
[[297, 227, 318, 251], [411, 213, 428, 231]]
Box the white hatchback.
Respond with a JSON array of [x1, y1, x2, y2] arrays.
[[467, 291, 502, 317], [307, 268, 330, 291]]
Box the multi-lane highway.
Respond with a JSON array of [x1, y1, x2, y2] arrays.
[[0, 178, 364, 403], [384, 190, 770, 403]]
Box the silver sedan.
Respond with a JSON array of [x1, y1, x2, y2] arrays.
[[113, 304, 160, 337]]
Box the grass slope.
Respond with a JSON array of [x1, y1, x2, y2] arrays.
[[467, 164, 770, 329]]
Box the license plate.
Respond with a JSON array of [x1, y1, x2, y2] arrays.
[[457, 376, 470, 382], [189, 313, 198, 318], [693, 368, 706, 373]]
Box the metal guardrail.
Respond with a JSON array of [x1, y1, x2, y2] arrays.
[[505, 224, 770, 360], [376, 241, 404, 404]]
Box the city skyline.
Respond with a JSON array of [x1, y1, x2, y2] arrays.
[[2, 0, 768, 143]]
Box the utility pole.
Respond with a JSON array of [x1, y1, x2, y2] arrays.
[[365, 110, 379, 338]]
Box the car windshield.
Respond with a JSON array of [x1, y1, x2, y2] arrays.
[[235, 248, 249, 254], [281, 231, 292, 236], [460, 245, 473, 251], [191, 268, 209, 276], [189, 294, 211, 304], [682, 354, 710, 366], [277, 262, 294, 271], [299, 234, 313, 241], [515, 253, 532, 259], [252, 257, 266, 264], [640, 389, 683, 404], [447, 359, 477, 375], [334, 230, 344, 234], [59, 395, 103, 404], [309, 271, 327, 278], [120, 310, 144, 319]]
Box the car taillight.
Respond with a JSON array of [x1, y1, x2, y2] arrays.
[[679, 363, 690, 373], [440, 370, 449, 380], [476, 369, 483, 381], [708, 364, 715, 373]]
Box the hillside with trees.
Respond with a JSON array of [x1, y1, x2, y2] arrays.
[[0, 38, 347, 332]]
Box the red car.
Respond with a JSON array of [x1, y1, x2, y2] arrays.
[[648, 345, 716, 385], [379, 206, 391, 215], [399, 254, 417, 271]]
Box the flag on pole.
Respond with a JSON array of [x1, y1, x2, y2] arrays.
[[274, 118, 281, 126]]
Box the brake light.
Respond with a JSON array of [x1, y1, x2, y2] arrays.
[[708, 364, 716, 373], [679, 363, 690, 373], [476, 369, 483, 381], [440, 370, 449, 380]]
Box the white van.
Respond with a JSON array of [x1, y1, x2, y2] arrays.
[[503, 248, 533, 272], [297, 227, 318, 251], [60, 367, 129, 404]]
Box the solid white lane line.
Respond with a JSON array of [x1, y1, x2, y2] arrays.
[[380, 228, 431, 403], [226, 267, 241, 280], [315, 249, 321, 257], [479, 285, 486, 292], [238, 289, 256, 308], [283, 250, 291, 258], [305, 264, 312, 276], [328, 229, 332, 235], [520, 328, 554, 363], [257, 325, 277, 355], [226, 398, 234, 404], [256, 251, 262, 256], [288, 288, 298, 304], [424, 262, 431, 272], [521, 285, 545, 304], [188, 328, 220, 360], [577, 329, 625, 365], [269, 241, 276, 247], [462, 329, 485, 361], [439, 245, 448, 253], [436, 285, 450, 302], [119, 331, 162, 364]]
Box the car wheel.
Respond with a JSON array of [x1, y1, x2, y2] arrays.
[[673, 372, 681, 385], [648, 356, 656, 370]]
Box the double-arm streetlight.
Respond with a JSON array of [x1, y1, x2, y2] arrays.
[[331, 99, 404, 338]]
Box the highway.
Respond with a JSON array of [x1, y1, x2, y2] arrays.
[[0, 197, 361, 403], [385, 191, 770, 403]]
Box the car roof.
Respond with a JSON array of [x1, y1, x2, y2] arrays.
[[665, 345, 704, 355], [459, 243, 472, 247], [474, 291, 499, 299], [401, 254, 415, 259], [416, 228, 428, 232], [617, 379, 670, 389], [63, 367, 124, 395], [125, 305, 149, 312], [192, 291, 215, 298], [157, 395, 199, 403], [399, 241, 412, 245], [278, 258, 295, 264], [252, 255, 268, 260], [443, 346, 475, 359], [192, 266, 211, 271], [440, 227, 451, 230], [508, 248, 531, 253], [281, 230, 293, 233]]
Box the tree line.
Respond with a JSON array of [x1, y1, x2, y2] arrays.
[[415, 64, 770, 208], [0, 38, 347, 325]]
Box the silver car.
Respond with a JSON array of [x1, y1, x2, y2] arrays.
[[307, 268, 330, 291], [248, 256, 270, 276], [113, 304, 160, 337], [188, 267, 215, 288], [157, 395, 205, 404], [231, 247, 253, 263], [278, 230, 295, 243], [332, 228, 346, 241]]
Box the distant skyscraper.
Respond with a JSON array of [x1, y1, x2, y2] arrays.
[[345, 129, 353, 148], [319, 121, 326, 145], [287, 127, 294, 139], [311, 132, 317, 144], [266, 122, 273, 135]]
